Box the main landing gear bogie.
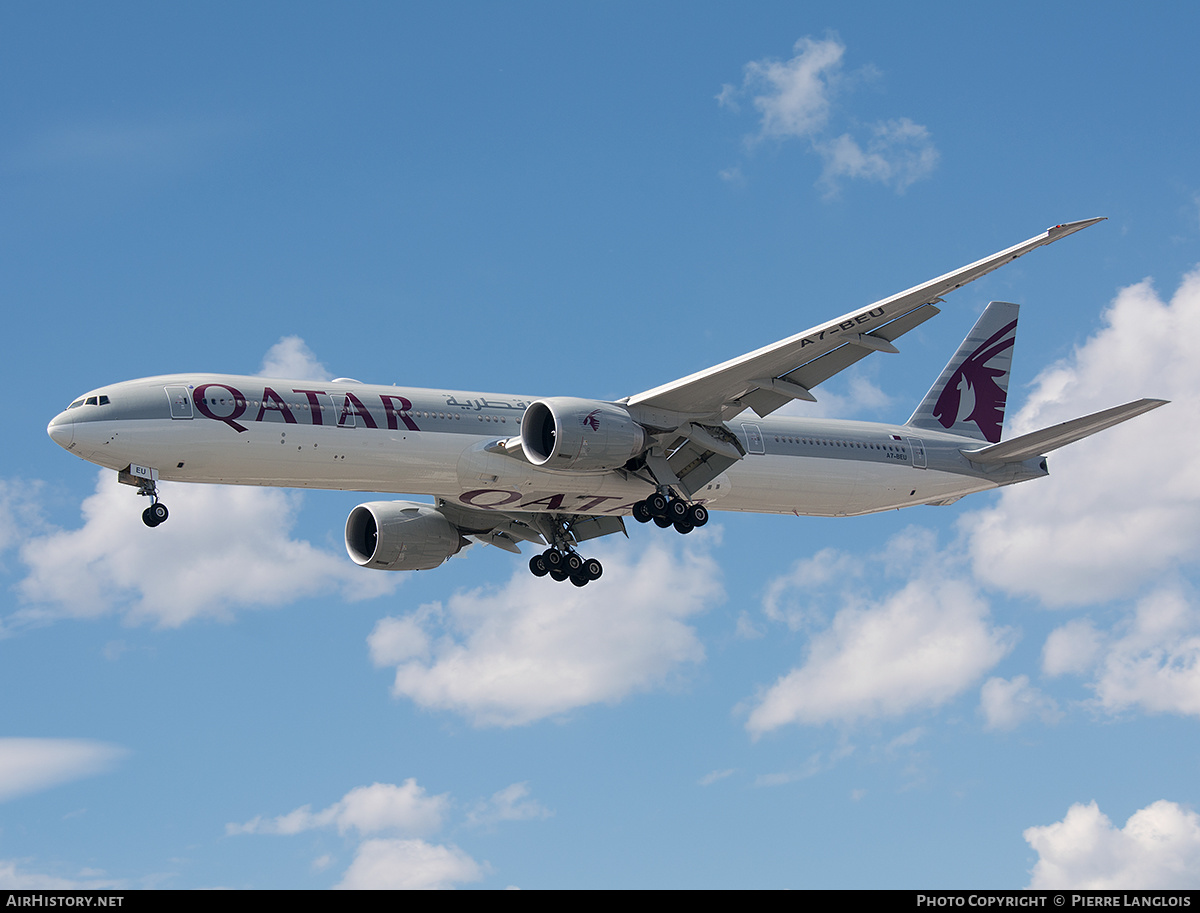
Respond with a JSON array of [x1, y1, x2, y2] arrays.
[[529, 549, 604, 587], [632, 491, 708, 535]]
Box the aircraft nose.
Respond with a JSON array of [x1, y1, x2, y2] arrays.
[[47, 411, 74, 450]]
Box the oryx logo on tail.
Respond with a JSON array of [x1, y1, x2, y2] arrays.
[[907, 301, 1020, 444], [931, 319, 1016, 443]]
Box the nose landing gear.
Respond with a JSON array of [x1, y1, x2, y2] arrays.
[[118, 465, 169, 528], [142, 500, 169, 528]]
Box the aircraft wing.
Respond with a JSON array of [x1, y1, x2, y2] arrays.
[[436, 500, 627, 555], [626, 219, 1105, 422]]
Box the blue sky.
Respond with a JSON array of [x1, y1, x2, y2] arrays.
[[3, 2, 1200, 889]]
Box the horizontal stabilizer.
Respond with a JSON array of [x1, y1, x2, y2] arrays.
[[961, 398, 1168, 464]]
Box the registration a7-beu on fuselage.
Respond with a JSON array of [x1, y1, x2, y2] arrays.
[[47, 219, 1165, 586]]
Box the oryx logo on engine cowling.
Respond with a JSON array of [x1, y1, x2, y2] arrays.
[[581, 410, 602, 432]]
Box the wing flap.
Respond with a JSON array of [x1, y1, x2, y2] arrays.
[[962, 398, 1168, 464], [664, 439, 740, 497], [570, 514, 628, 543], [436, 498, 629, 553]]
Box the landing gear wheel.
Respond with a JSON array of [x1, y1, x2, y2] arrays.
[[667, 499, 689, 523], [149, 502, 168, 525], [142, 507, 159, 528], [632, 501, 652, 524], [570, 574, 589, 587], [686, 504, 708, 527], [674, 520, 694, 534], [564, 552, 584, 574], [583, 558, 603, 580], [544, 549, 564, 570], [549, 568, 569, 582], [653, 515, 672, 529], [646, 492, 669, 518], [529, 555, 548, 577]]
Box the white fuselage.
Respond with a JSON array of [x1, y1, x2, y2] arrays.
[[47, 374, 1042, 521]]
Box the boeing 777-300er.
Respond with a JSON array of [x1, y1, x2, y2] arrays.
[[48, 219, 1166, 586]]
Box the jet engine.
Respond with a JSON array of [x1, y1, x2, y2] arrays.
[[520, 397, 646, 473], [345, 501, 467, 571]]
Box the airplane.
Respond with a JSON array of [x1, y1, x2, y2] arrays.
[[47, 218, 1166, 587]]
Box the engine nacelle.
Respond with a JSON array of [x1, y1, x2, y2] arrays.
[[345, 501, 466, 571], [520, 397, 646, 473]]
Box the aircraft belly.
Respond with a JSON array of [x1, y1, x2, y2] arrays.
[[836, 463, 995, 515], [717, 454, 995, 517], [721, 455, 863, 516], [89, 420, 465, 493]]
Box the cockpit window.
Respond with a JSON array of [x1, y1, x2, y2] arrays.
[[74, 395, 111, 407]]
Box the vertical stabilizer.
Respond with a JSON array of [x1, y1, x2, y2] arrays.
[[906, 301, 1019, 443]]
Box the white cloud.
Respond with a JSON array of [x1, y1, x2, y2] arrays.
[[774, 373, 893, 422], [15, 470, 395, 628], [753, 754, 827, 787], [717, 165, 744, 184], [1090, 587, 1200, 718], [258, 335, 331, 381], [1025, 800, 1200, 888], [720, 35, 937, 194], [0, 480, 47, 558], [746, 531, 1011, 734], [17, 116, 236, 173], [231, 778, 526, 889], [815, 118, 939, 196], [311, 854, 333, 872], [1043, 618, 1104, 677], [367, 614, 431, 665], [761, 546, 857, 631], [0, 859, 122, 890], [698, 769, 735, 787], [369, 535, 721, 726], [754, 745, 853, 787], [979, 675, 1061, 730], [336, 838, 483, 890], [0, 738, 127, 803], [228, 779, 448, 837], [964, 268, 1200, 606], [466, 783, 552, 828], [741, 36, 844, 140]]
